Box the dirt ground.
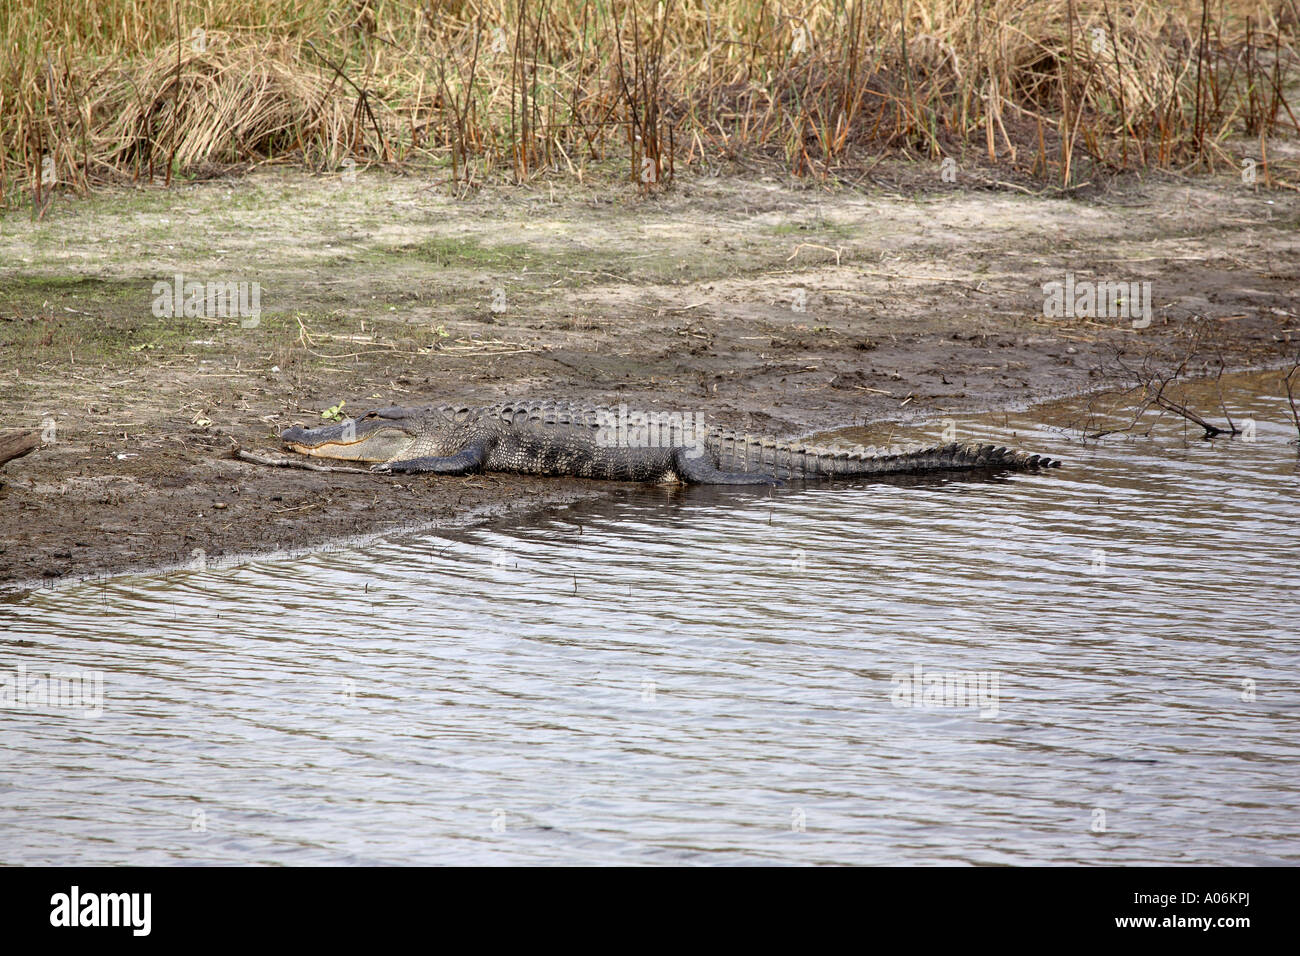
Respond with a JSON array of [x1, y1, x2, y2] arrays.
[[1, 159, 1297, 591]]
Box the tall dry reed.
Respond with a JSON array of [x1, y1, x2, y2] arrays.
[[3, 0, 1296, 206]]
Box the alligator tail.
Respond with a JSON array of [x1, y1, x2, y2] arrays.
[[821, 441, 1062, 478], [711, 433, 1060, 479]]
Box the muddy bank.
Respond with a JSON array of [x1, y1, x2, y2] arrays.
[[1, 165, 1297, 591]]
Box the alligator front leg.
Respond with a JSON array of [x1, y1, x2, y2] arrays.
[[372, 442, 487, 475], [672, 447, 781, 485]]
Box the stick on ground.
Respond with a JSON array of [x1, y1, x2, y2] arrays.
[[0, 430, 40, 469]]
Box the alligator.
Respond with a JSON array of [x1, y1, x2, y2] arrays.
[[280, 402, 1060, 484]]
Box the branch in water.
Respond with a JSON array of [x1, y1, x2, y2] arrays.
[[1284, 361, 1300, 444], [1086, 341, 1242, 441]]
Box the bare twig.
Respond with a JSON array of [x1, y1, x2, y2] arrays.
[[304, 40, 389, 161], [1283, 360, 1300, 444], [1081, 382, 1152, 439], [1085, 342, 1245, 440]]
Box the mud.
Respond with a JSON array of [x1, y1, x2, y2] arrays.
[[1, 161, 1296, 591]]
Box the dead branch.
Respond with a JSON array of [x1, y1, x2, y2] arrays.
[[1084, 341, 1243, 440], [1081, 382, 1152, 439], [1213, 356, 1237, 436], [1150, 388, 1239, 439], [0, 430, 41, 468], [1284, 360, 1300, 444]]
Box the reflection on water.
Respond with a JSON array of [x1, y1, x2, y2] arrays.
[[2, 370, 1298, 864]]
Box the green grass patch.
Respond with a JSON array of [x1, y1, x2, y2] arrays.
[[407, 237, 533, 268], [766, 220, 857, 240]]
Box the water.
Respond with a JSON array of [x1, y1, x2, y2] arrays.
[[3, 370, 1298, 865]]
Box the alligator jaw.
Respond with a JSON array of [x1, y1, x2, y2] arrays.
[[279, 415, 415, 463]]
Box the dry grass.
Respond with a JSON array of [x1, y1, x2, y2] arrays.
[[3, 0, 1298, 207]]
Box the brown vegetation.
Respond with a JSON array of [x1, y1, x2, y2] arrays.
[[4, 0, 1299, 206]]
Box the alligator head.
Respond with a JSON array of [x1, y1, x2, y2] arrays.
[[280, 406, 421, 463]]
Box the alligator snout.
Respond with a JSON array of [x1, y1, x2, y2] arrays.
[[278, 414, 413, 463], [280, 420, 352, 452], [280, 423, 312, 444]]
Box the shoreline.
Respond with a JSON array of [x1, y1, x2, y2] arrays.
[[5, 359, 1295, 598], [3, 167, 1296, 592]]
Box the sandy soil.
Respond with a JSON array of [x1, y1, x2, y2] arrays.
[[1, 161, 1297, 591]]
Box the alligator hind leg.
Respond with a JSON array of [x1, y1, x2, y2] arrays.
[[372, 443, 487, 475], [672, 447, 781, 485]]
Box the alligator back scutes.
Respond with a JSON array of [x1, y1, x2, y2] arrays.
[[458, 401, 718, 434], [461, 401, 608, 430]]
